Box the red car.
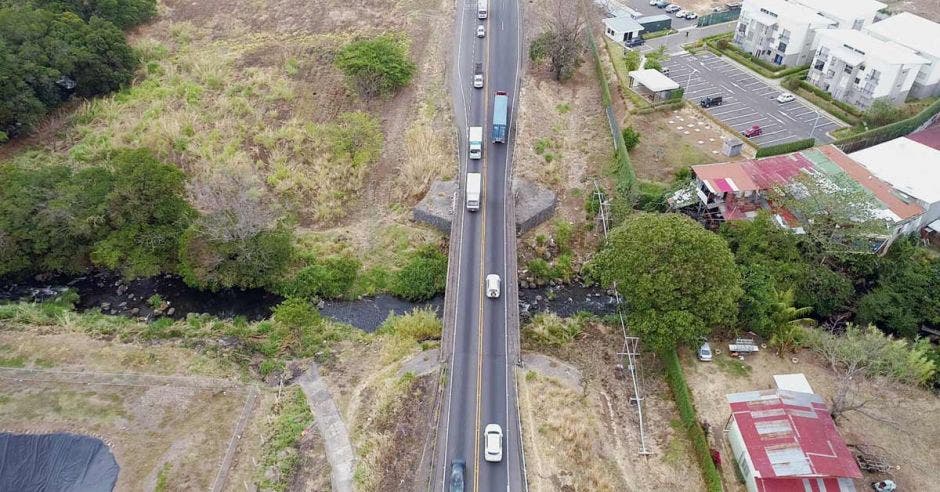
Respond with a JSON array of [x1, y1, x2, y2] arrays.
[[741, 125, 762, 138]]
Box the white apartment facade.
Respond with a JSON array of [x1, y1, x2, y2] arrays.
[[733, 0, 835, 67], [789, 0, 885, 31], [865, 13, 940, 98], [807, 29, 927, 109]]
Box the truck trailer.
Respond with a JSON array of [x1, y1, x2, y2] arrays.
[[466, 173, 482, 211], [492, 91, 508, 143], [468, 126, 483, 159], [477, 0, 488, 19]]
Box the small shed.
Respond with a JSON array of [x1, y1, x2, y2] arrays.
[[603, 16, 644, 44], [773, 373, 814, 394], [637, 14, 672, 33], [628, 69, 680, 102], [722, 137, 743, 157]]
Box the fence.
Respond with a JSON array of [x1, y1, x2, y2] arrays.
[[835, 98, 940, 154], [696, 9, 740, 27], [587, 26, 636, 196]]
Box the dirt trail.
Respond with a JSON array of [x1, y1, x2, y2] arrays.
[[296, 363, 356, 492]]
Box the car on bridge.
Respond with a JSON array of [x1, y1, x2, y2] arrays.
[[484, 424, 503, 462], [485, 274, 501, 298], [449, 460, 465, 491]]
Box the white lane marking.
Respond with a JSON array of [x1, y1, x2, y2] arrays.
[[779, 111, 797, 122]]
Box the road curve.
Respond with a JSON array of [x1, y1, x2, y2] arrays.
[[434, 0, 524, 490]]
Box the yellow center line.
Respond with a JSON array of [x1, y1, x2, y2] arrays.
[[472, 9, 494, 492]]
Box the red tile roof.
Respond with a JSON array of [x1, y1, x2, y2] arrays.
[[728, 389, 862, 482], [905, 122, 940, 151]]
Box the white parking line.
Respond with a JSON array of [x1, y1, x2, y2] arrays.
[[758, 133, 799, 145], [711, 106, 752, 117], [778, 111, 797, 122]]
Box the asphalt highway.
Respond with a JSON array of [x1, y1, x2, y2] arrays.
[[434, 0, 524, 490]]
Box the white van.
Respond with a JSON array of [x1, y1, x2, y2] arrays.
[[485, 274, 500, 298], [466, 173, 482, 211]]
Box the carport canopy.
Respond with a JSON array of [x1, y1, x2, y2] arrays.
[[628, 69, 680, 92]]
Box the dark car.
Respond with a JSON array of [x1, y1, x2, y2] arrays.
[[625, 37, 644, 47], [699, 95, 722, 108], [449, 460, 466, 492], [741, 125, 762, 138]]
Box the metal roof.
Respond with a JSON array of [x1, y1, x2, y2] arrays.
[[727, 389, 862, 481], [603, 15, 644, 33], [773, 374, 814, 394], [637, 14, 671, 23], [628, 69, 679, 92], [850, 128, 940, 205]]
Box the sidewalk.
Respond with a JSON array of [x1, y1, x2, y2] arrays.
[[297, 363, 356, 492], [640, 22, 735, 55]]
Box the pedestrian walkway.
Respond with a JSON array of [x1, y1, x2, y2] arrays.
[[297, 363, 356, 492]]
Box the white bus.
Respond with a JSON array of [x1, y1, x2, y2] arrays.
[[477, 0, 488, 19]]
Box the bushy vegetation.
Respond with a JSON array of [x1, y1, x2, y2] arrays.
[[591, 213, 742, 352], [280, 255, 361, 300], [663, 350, 723, 492], [621, 127, 640, 151], [335, 35, 416, 97], [0, 2, 144, 140], [377, 307, 442, 343], [0, 148, 194, 278], [180, 225, 293, 291], [755, 138, 815, 158], [389, 245, 447, 302], [256, 387, 314, 491], [523, 312, 587, 348]]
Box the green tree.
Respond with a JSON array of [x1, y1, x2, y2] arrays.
[[623, 48, 641, 72], [644, 46, 668, 72], [91, 149, 194, 278], [11, 0, 158, 29], [591, 213, 743, 352], [334, 35, 416, 97], [621, 126, 640, 151], [179, 225, 293, 291], [766, 288, 813, 353], [863, 99, 906, 127]]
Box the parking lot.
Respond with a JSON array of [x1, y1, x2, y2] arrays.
[[663, 53, 844, 145]]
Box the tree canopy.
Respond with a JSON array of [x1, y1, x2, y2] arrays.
[[591, 213, 743, 352], [334, 35, 416, 97]]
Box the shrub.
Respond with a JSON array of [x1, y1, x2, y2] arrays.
[[256, 387, 313, 490], [554, 220, 574, 254], [389, 245, 447, 301], [334, 35, 416, 97], [179, 225, 293, 291], [524, 312, 585, 347], [281, 255, 361, 300], [621, 127, 641, 151], [377, 307, 442, 342], [526, 258, 553, 282], [863, 99, 906, 127], [755, 138, 815, 158], [26, 0, 157, 29]]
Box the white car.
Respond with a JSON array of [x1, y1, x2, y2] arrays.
[[685, 11, 698, 19], [485, 274, 501, 298], [477, 25, 485, 38], [698, 342, 713, 362], [776, 92, 795, 103], [649, 0, 658, 4], [665, 4, 681, 13], [483, 424, 503, 462], [473, 73, 484, 88], [675, 9, 688, 17]]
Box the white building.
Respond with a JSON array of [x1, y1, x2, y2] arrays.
[[850, 124, 940, 232], [602, 15, 644, 45], [807, 28, 928, 109], [733, 0, 835, 67], [865, 13, 940, 98], [789, 0, 885, 30]]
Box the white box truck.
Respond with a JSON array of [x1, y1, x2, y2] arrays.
[[477, 0, 488, 19], [468, 126, 483, 159], [466, 173, 482, 211]]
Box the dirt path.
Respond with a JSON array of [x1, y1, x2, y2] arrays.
[[522, 352, 582, 389], [296, 363, 356, 492]]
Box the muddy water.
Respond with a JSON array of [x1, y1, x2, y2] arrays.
[[1, 271, 615, 332]]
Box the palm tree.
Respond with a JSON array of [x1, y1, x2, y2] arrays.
[[768, 289, 814, 353]]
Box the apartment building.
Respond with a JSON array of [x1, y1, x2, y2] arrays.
[[789, 0, 885, 30], [733, 0, 835, 67], [865, 12, 940, 98], [807, 28, 927, 109]]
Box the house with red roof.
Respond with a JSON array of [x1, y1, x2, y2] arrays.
[[726, 389, 862, 492], [679, 144, 926, 253]]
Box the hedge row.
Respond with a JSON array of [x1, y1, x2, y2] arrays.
[[835, 97, 940, 150], [706, 37, 808, 79], [589, 30, 635, 194], [755, 137, 815, 158], [641, 29, 676, 40], [664, 350, 724, 492]]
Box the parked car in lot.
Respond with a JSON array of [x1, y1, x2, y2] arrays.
[[685, 11, 698, 19], [698, 341, 713, 362], [675, 9, 689, 17], [742, 125, 763, 138], [700, 95, 723, 108], [485, 274, 501, 298], [483, 424, 503, 462], [476, 25, 485, 38], [654, 0, 668, 7], [776, 92, 795, 103], [665, 4, 681, 13], [625, 36, 644, 47], [650, 0, 659, 4]]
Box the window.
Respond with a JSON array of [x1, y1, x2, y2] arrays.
[[844, 64, 853, 74], [854, 77, 860, 84], [852, 18, 864, 30], [814, 59, 826, 70], [777, 42, 787, 52]]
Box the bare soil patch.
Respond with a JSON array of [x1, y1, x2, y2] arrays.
[[883, 0, 940, 22], [521, 322, 705, 491], [682, 347, 940, 491]]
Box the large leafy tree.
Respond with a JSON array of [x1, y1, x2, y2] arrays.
[[6, 0, 158, 29], [334, 35, 415, 97], [591, 213, 743, 352]]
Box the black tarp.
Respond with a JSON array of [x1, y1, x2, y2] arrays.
[[0, 433, 118, 492]]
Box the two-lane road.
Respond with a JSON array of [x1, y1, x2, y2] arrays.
[[435, 0, 524, 490]]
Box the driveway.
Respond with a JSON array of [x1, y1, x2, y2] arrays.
[[663, 52, 843, 145]]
